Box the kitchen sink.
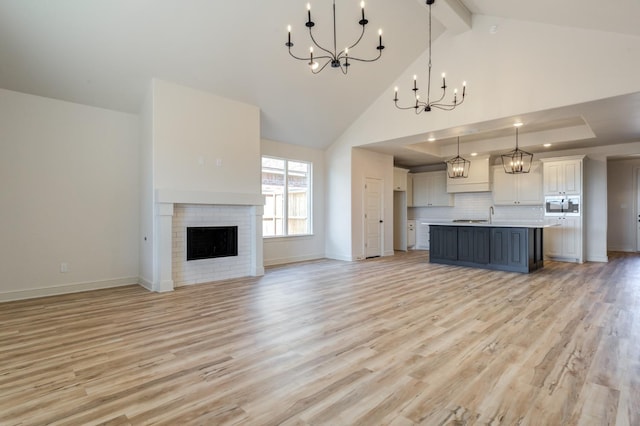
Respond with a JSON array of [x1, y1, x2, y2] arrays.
[[452, 219, 489, 223]]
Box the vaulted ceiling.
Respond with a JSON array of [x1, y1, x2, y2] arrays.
[[1, 0, 639, 165]]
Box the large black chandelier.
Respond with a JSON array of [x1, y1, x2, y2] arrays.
[[285, 1, 385, 74], [393, 0, 466, 113]]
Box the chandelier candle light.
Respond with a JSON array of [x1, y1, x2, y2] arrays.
[[446, 137, 470, 179], [501, 123, 533, 174], [285, 1, 385, 74], [393, 0, 466, 113]]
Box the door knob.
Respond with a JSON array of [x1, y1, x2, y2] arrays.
[[379, 220, 384, 223]]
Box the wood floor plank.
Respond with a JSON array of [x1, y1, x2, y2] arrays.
[[1, 251, 639, 425]]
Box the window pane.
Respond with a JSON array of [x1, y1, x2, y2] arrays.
[[287, 160, 309, 235], [262, 157, 285, 236], [261, 156, 312, 237]]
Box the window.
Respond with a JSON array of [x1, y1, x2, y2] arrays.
[[262, 156, 312, 237]]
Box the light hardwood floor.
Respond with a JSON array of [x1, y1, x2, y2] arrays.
[[1, 251, 639, 425]]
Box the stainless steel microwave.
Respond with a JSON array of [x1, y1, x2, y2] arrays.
[[545, 196, 580, 216]]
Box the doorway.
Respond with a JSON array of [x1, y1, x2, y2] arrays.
[[364, 177, 383, 258]]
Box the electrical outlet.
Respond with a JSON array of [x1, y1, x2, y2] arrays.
[[60, 262, 68, 273]]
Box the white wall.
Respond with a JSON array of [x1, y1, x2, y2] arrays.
[[583, 156, 608, 262], [261, 138, 326, 266], [139, 81, 154, 289], [338, 16, 640, 147], [152, 79, 260, 195], [325, 141, 352, 261], [607, 158, 640, 252], [0, 88, 140, 301], [351, 148, 395, 259]]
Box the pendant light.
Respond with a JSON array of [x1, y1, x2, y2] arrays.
[[446, 137, 470, 179], [501, 123, 533, 174]]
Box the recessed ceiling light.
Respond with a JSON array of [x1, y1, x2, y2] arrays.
[[470, 152, 478, 157], [543, 143, 552, 147], [428, 137, 436, 142]]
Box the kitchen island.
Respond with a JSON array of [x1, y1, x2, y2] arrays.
[[426, 221, 552, 273]]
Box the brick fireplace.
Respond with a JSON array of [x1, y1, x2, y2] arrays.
[[153, 190, 264, 292]]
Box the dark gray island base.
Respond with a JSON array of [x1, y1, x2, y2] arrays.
[[429, 224, 544, 273]]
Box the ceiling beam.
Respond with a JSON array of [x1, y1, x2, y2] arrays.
[[417, 0, 472, 35]]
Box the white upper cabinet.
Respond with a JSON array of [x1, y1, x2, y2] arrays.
[[393, 167, 408, 191], [492, 161, 543, 205], [411, 171, 454, 207], [542, 157, 583, 195], [446, 155, 491, 193]]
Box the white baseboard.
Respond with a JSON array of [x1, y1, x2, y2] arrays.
[[586, 255, 609, 263], [264, 253, 325, 267], [0, 276, 139, 303], [607, 246, 636, 253], [325, 252, 354, 262], [138, 277, 153, 291]]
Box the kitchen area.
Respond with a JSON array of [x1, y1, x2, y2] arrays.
[[393, 154, 585, 271]]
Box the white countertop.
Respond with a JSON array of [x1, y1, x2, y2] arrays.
[[420, 221, 556, 228]]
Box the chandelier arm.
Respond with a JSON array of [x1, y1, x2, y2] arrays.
[[429, 86, 447, 105], [311, 59, 333, 74], [346, 25, 367, 51], [288, 49, 314, 62], [394, 99, 427, 112], [430, 95, 465, 110], [308, 27, 337, 59], [344, 49, 383, 63], [429, 104, 457, 111], [431, 97, 464, 109]]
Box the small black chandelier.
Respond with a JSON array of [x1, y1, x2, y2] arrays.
[[501, 124, 533, 174], [285, 1, 385, 74], [446, 137, 470, 179], [393, 0, 466, 114]]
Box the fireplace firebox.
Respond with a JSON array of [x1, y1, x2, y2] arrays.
[[186, 226, 238, 261]]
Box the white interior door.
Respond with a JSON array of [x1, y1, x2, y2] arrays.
[[365, 178, 383, 258]]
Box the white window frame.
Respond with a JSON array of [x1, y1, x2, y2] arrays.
[[261, 155, 313, 238]]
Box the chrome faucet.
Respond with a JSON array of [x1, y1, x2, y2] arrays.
[[489, 206, 494, 224]]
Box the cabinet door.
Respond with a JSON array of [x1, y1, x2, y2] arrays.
[[544, 217, 564, 257], [562, 161, 581, 195], [492, 166, 518, 205], [457, 227, 475, 262], [506, 228, 528, 269], [428, 171, 453, 206], [393, 168, 407, 191], [544, 160, 581, 195], [474, 228, 491, 264], [490, 228, 509, 265], [543, 163, 563, 195], [562, 216, 581, 259], [411, 173, 429, 206], [517, 162, 544, 205], [430, 226, 457, 261]]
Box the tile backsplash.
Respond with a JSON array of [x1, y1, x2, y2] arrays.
[[409, 191, 544, 223]]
